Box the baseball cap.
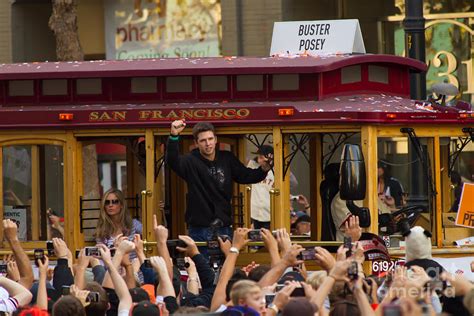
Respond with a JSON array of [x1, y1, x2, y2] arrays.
[[252, 145, 273, 156], [131, 301, 161, 316], [294, 214, 311, 226], [130, 287, 150, 303], [277, 271, 305, 284], [141, 284, 156, 304]]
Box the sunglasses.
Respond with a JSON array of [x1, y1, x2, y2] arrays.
[[105, 199, 120, 206]]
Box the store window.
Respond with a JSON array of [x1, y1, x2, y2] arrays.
[[2, 145, 64, 241]]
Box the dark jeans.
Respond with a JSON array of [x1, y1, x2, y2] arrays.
[[188, 225, 233, 258], [252, 219, 270, 230]]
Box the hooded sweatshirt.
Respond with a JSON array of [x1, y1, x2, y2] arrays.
[[166, 137, 267, 227]]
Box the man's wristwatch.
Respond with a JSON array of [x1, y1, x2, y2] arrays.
[[229, 247, 239, 254], [268, 303, 279, 314]]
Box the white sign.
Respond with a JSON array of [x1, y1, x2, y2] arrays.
[[270, 19, 366, 56], [433, 256, 474, 282], [104, 0, 221, 60], [4, 206, 27, 241]]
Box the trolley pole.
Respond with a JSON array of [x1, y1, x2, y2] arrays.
[[403, 0, 426, 100]]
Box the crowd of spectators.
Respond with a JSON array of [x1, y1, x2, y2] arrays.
[[1, 215, 474, 316]]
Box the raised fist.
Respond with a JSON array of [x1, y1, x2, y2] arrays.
[[170, 120, 186, 136]]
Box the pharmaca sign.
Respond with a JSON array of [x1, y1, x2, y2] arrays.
[[270, 19, 366, 55], [105, 0, 221, 60]]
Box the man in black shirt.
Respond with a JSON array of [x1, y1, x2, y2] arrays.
[[166, 120, 272, 242]]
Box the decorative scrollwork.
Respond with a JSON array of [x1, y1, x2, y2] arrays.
[[322, 133, 358, 169], [449, 129, 474, 176], [126, 137, 147, 176], [283, 133, 310, 178], [127, 136, 166, 180], [245, 133, 272, 150]]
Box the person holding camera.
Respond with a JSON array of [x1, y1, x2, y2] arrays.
[[166, 120, 272, 242]]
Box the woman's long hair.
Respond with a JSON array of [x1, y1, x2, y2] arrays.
[[95, 188, 132, 240]]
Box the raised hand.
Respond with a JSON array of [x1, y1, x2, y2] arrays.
[[218, 236, 232, 257], [133, 234, 145, 255], [153, 215, 169, 244], [351, 242, 365, 264], [77, 249, 91, 269], [117, 239, 135, 254], [232, 227, 250, 251], [184, 257, 197, 275], [97, 244, 112, 266], [6, 261, 20, 282], [150, 256, 168, 275], [3, 219, 18, 242], [113, 234, 127, 249], [336, 244, 349, 261], [261, 228, 278, 253], [314, 246, 335, 271], [70, 284, 90, 307], [328, 259, 351, 282], [170, 120, 186, 136], [344, 216, 362, 241], [272, 281, 298, 311], [275, 228, 291, 253], [176, 235, 199, 257], [282, 244, 304, 267], [52, 237, 68, 258], [37, 255, 49, 278]]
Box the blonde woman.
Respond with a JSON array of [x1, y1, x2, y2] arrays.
[[95, 188, 142, 259]]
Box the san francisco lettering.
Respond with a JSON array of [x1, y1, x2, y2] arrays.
[[138, 108, 250, 120], [88, 109, 250, 122], [89, 111, 127, 122]]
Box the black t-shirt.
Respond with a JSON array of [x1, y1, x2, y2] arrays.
[[166, 138, 267, 227]]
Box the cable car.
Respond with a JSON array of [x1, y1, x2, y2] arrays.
[[0, 54, 472, 263]]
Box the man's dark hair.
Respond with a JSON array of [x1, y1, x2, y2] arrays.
[[129, 287, 150, 303], [52, 296, 86, 316], [84, 282, 109, 316], [192, 122, 215, 141], [225, 269, 248, 301], [248, 265, 271, 282]]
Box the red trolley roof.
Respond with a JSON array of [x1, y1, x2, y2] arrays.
[[0, 54, 426, 79], [0, 54, 470, 128]]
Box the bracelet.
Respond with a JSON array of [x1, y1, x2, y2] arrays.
[[327, 274, 336, 281], [268, 303, 279, 314], [169, 135, 180, 141]]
